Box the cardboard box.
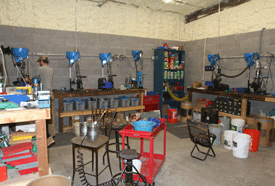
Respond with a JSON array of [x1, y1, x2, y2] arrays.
[[162, 104, 169, 115]]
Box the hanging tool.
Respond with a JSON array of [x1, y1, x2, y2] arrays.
[[11, 48, 29, 86], [131, 50, 146, 89], [205, 54, 229, 91], [66, 51, 86, 91], [245, 53, 267, 94], [98, 53, 116, 89]]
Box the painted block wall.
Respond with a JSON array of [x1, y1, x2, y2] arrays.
[[0, 25, 183, 91], [185, 28, 275, 115]]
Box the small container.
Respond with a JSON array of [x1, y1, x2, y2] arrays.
[[119, 96, 130, 107], [80, 122, 89, 137], [98, 99, 109, 109], [109, 99, 119, 108], [87, 100, 97, 110], [75, 100, 86, 111], [131, 98, 140, 106], [87, 121, 101, 141], [63, 100, 74, 111]]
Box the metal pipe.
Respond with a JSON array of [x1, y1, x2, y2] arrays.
[[29, 53, 153, 59], [220, 55, 271, 59]]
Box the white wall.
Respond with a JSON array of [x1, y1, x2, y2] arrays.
[[1, 0, 275, 42], [184, 0, 275, 41], [0, 0, 184, 41]]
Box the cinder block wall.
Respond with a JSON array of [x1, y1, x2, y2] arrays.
[[0, 25, 184, 91], [185, 28, 275, 115]]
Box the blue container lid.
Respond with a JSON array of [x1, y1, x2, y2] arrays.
[[72, 98, 80, 102], [63, 100, 74, 103], [119, 96, 129, 99], [0, 95, 30, 105]]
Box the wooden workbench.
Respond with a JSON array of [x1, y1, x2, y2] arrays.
[[187, 88, 275, 119], [0, 108, 50, 185], [53, 89, 146, 133]]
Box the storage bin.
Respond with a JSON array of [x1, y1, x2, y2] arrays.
[[131, 98, 140, 106], [119, 97, 130, 107], [143, 95, 159, 112], [63, 100, 74, 111], [98, 99, 109, 109], [87, 100, 97, 110], [74, 98, 86, 111], [109, 99, 119, 108]]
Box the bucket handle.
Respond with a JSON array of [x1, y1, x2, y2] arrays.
[[257, 122, 262, 131]]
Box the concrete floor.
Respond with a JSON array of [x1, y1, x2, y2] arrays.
[[49, 129, 275, 186]]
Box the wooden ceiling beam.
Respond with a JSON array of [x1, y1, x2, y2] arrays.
[[185, 0, 250, 24]]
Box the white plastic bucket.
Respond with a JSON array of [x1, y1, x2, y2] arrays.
[[231, 119, 245, 133], [223, 130, 238, 150], [132, 159, 142, 173], [219, 116, 231, 131], [232, 133, 251, 159], [73, 122, 80, 137], [209, 124, 223, 145]]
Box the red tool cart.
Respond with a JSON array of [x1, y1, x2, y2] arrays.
[[119, 118, 166, 185]]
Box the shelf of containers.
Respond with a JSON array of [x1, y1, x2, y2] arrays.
[[154, 49, 185, 117]]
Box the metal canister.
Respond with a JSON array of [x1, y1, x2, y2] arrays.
[[164, 71, 167, 79], [80, 122, 89, 137], [181, 70, 184, 79], [177, 70, 180, 80], [87, 121, 101, 141], [167, 71, 170, 79], [175, 71, 178, 80], [170, 71, 173, 79]]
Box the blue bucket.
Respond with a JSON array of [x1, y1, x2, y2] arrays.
[[132, 120, 155, 132]]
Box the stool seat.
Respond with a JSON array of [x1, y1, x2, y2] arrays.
[[71, 135, 112, 185], [71, 135, 108, 148], [120, 149, 139, 160]]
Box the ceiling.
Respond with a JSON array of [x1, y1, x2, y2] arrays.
[[85, 0, 221, 16]]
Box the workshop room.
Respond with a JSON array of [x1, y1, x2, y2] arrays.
[[1, 0, 275, 185]]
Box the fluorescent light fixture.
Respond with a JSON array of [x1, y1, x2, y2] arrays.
[[164, 0, 173, 3]]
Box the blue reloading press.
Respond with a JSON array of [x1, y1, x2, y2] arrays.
[[205, 54, 229, 91], [11, 48, 29, 86], [98, 53, 116, 89], [132, 50, 146, 89], [245, 52, 267, 94], [66, 51, 86, 91]]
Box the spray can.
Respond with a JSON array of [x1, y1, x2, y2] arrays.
[[164, 71, 167, 79], [32, 76, 40, 95], [181, 70, 184, 79]]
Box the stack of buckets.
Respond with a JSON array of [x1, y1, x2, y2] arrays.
[[223, 118, 262, 159], [208, 114, 273, 159]]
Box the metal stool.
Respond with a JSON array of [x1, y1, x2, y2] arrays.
[[112, 149, 148, 186], [103, 124, 130, 170], [71, 135, 112, 185]]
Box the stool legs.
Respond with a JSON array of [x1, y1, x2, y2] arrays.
[[72, 145, 76, 186], [96, 150, 99, 185], [106, 143, 113, 176], [92, 151, 94, 171], [103, 129, 131, 171], [115, 130, 120, 158]]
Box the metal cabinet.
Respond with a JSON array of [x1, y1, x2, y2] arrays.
[[154, 49, 185, 117]]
